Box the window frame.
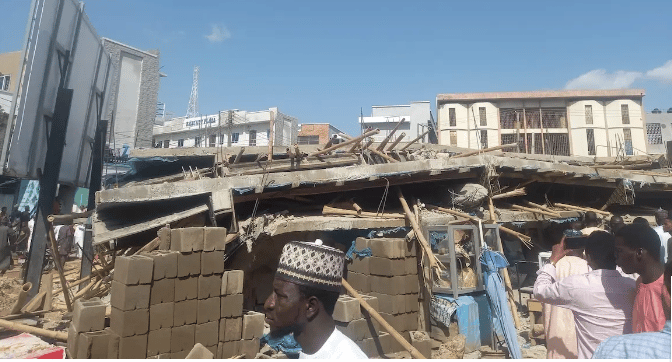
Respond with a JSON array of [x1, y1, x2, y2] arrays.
[[585, 104, 593, 125], [479, 107, 487, 127]]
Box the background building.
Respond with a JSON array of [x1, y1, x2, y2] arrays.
[[102, 38, 162, 151], [0, 51, 21, 112], [436, 89, 647, 157], [358, 101, 437, 144], [644, 108, 672, 155], [297, 123, 345, 145], [152, 107, 299, 148]]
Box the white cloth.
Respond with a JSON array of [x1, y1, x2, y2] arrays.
[[653, 225, 670, 264], [26, 219, 34, 252], [74, 225, 85, 258], [580, 226, 603, 236], [299, 328, 368, 359]]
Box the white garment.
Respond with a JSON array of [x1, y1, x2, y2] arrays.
[[653, 225, 670, 264], [299, 328, 368, 359], [580, 226, 603, 236], [74, 225, 85, 258], [27, 219, 34, 252]]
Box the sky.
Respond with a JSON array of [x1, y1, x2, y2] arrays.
[[2, 0, 671, 136]]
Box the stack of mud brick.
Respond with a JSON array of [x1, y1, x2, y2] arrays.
[[333, 293, 397, 357], [345, 237, 420, 356], [67, 298, 109, 358]]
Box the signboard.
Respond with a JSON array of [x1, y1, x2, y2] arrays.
[[1, 0, 113, 187], [183, 114, 218, 131]]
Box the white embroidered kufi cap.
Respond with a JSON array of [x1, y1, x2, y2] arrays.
[[276, 241, 345, 292]]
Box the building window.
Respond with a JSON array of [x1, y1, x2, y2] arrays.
[[267, 129, 270, 141], [479, 107, 487, 127], [480, 130, 488, 149], [195, 136, 201, 147], [209, 135, 216, 147], [0, 75, 9, 91], [249, 130, 257, 146], [586, 129, 596, 155], [231, 133, 239, 143], [623, 128, 633, 155], [218, 133, 224, 145], [163, 140, 169, 148], [178, 139, 184, 147], [298, 135, 320, 145], [621, 104, 630, 124], [449, 108, 456, 127], [647, 123, 663, 145], [585, 105, 593, 125], [449, 131, 457, 146]]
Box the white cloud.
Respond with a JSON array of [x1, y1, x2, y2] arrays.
[[205, 24, 231, 43], [646, 60, 672, 83], [565, 69, 643, 90]]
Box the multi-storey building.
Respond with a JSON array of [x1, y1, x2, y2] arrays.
[[358, 101, 437, 144], [644, 108, 672, 155], [297, 123, 346, 145], [436, 89, 647, 157], [152, 107, 299, 148]]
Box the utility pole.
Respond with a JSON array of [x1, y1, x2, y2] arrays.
[[268, 111, 274, 162], [227, 111, 233, 147]]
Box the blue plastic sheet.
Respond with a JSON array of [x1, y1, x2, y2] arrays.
[[430, 294, 481, 353], [480, 250, 522, 359], [345, 242, 372, 261], [261, 333, 301, 358]]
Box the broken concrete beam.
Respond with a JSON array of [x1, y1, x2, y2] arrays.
[[110, 281, 150, 311], [195, 321, 219, 348], [72, 297, 106, 332], [175, 276, 198, 301], [201, 251, 225, 275], [150, 278, 175, 305], [113, 255, 154, 285], [147, 328, 172, 357], [110, 307, 149, 337], [170, 227, 205, 252], [150, 302, 174, 331], [241, 311, 265, 340], [203, 227, 228, 251]]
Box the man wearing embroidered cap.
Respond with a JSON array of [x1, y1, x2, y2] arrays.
[[264, 240, 368, 359]]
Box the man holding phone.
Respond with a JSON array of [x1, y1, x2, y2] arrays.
[[534, 231, 637, 358]]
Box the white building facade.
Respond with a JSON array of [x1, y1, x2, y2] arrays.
[[152, 107, 299, 148], [644, 110, 672, 155], [358, 101, 436, 144], [436, 89, 647, 157]]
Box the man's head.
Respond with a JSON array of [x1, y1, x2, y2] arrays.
[[584, 231, 617, 270], [583, 211, 599, 227], [663, 210, 672, 233], [632, 217, 649, 226], [614, 224, 661, 275], [609, 215, 625, 234], [654, 209, 668, 227], [264, 241, 344, 338]]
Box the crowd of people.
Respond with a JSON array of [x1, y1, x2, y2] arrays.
[[534, 211, 671, 359]]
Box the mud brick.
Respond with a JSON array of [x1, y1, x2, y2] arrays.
[[369, 276, 404, 295], [171, 350, 189, 359], [118, 334, 148, 359], [158, 226, 171, 251], [186, 343, 214, 359], [405, 257, 417, 275], [171, 324, 195, 352], [76, 329, 111, 359], [114, 255, 154, 285], [384, 331, 406, 353], [369, 292, 405, 314], [106, 328, 119, 358], [346, 272, 369, 293], [220, 293, 244, 318], [225, 270, 244, 295], [333, 295, 362, 323], [239, 338, 260, 358], [195, 321, 219, 347], [170, 227, 204, 252], [335, 321, 349, 338], [360, 294, 379, 312], [110, 281, 150, 311], [405, 312, 419, 332], [206, 344, 218, 357], [198, 274, 222, 299], [141, 250, 178, 280], [67, 324, 80, 358], [406, 294, 419, 313], [72, 297, 106, 332], [204, 227, 228, 251], [110, 307, 149, 337], [242, 311, 265, 340], [379, 312, 405, 334], [369, 257, 406, 276], [348, 256, 370, 275], [218, 341, 241, 359], [149, 302, 174, 330], [197, 297, 220, 324], [368, 238, 405, 259], [177, 252, 201, 278], [201, 251, 225, 275], [174, 276, 198, 301], [405, 275, 420, 294], [150, 278, 175, 305], [404, 239, 417, 257], [357, 334, 387, 358], [430, 323, 450, 342], [174, 299, 198, 326], [147, 328, 171, 357], [220, 317, 242, 342], [147, 353, 170, 359], [355, 237, 369, 250]]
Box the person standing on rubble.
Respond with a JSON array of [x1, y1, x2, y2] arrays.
[[656, 209, 672, 264], [542, 229, 589, 359], [580, 212, 603, 236], [264, 241, 367, 359], [533, 231, 637, 359], [0, 218, 15, 275], [614, 224, 670, 333]]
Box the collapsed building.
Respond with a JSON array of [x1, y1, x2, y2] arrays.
[[6, 127, 672, 358]]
